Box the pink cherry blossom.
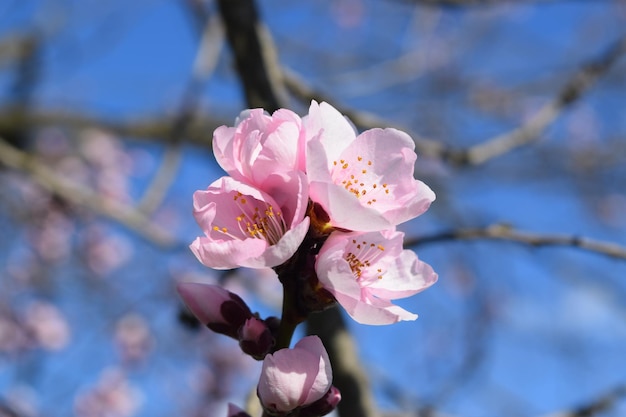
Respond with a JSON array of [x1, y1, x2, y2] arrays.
[[213, 108, 307, 189], [257, 336, 332, 414], [305, 100, 435, 232], [315, 229, 437, 325], [190, 176, 309, 269]]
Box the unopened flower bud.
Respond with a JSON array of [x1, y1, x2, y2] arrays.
[[238, 317, 274, 360], [299, 385, 341, 417], [176, 282, 252, 339], [258, 336, 332, 415], [227, 403, 251, 417]]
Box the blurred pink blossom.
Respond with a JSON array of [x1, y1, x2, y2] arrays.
[[114, 313, 153, 363], [24, 301, 71, 350], [0, 310, 29, 353], [74, 368, 143, 417]]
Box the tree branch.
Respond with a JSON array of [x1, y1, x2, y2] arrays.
[[216, 0, 288, 111], [0, 136, 179, 247], [388, 0, 612, 7], [539, 383, 626, 417], [0, 108, 225, 145], [285, 34, 626, 166], [407, 223, 626, 260], [307, 307, 380, 417], [451, 34, 626, 165]]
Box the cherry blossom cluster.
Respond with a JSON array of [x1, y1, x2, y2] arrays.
[[177, 101, 437, 416]]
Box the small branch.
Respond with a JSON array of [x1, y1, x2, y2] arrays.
[[388, 0, 612, 7], [0, 108, 225, 145], [539, 383, 626, 417], [138, 10, 223, 215], [0, 136, 179, 247], [407, 224, 626, 260], [283, 68, 447, 159], [217, 0, 288, 112], [453, 34, 626, 165], [285, 33, 626, 166]]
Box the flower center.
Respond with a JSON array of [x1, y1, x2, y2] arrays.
[[344, 238, 387, 281], [331, 156, 391, 207], [212, 192, 287, 245]]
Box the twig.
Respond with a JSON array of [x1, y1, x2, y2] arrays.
[[0, 136, 179, 247], [283, 68, 447, 158], [539, 383, 626, 417], [0, 108, 225, 145], [407, 224, 626, 260], [389, 0, 612, 7], [285, 33, 626, 166], [137, 11, 223, 215], [454, 34, 626, 165]]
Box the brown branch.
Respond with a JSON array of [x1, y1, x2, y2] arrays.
[[538, 383, 626, 417], [389, 0, 612, 7], [285, 33, 626, 166], [452, 34, 626, 165], [307, 307, 380, 417], [0, 108, 225, 145], [0, 136, 179, 247], [216, 0, 288, 112], [407, 223, 626, 260], [138, 10, 224, 215], [283, 68, 447, 159]]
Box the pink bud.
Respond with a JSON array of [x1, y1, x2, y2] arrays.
[[238, 317, 274, 360], [257, 336, 332, 414], [176, 282, 252, 339], [227, 403, 251, 417], [299, 385, 341, 417]]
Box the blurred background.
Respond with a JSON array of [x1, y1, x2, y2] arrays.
[[1, 0, 626, 416]]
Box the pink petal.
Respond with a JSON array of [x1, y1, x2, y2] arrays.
[[190, 236, 267, 270], [258, 336, 331, 412], [334, 290, 418, 325], [293, 336, 333, 405], [315, 230, 436, 325], [239, 217, 310, 269], [305, 101, 357, 165], [213, 108, 306, 187], [308, 180, 392, 231], [191, 177, 308, 269], [366, 250, 438, 299]]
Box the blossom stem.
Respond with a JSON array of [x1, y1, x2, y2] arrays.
[[275, 278, 304, 350]]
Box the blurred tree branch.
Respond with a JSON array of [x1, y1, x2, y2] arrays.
[[0, 135, 179, 247], [285, 34, 626, 166], [539, 383, 626, 417], [453, 34, 626, 165], [407, 223, 626, 260], [0, 108, 224, 144], [307, 307, 380, 417], [389, 0, 613, 7], [216, 0, 288, 111], [137, 8, 223, 215]]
